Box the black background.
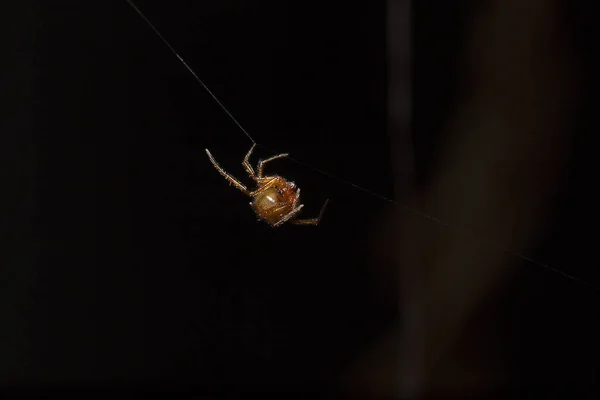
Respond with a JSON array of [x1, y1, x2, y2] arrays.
[[2, 0, 600, 396], [416, 1, 600, 395], [3, 0, 395, 392]]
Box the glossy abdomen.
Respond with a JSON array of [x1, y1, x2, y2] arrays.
[[252, 186, 296, 225]]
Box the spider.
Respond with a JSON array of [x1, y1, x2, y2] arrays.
[[205, 144, 329, 227]]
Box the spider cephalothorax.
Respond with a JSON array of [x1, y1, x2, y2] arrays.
[[205, 144, 328, 227]]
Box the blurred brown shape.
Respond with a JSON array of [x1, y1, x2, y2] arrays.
[[339, 0, 579, 397]]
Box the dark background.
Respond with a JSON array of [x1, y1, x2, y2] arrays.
[[3, 0, 395, 392], [415, 1, 600, 396], [2, 0, 599, 396]]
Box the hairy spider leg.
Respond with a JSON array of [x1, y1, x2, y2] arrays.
[[292, 188, 301, 208], [248, 177, 278, 197], [272, 188, 303, 227], [257, 153, 289, 178], [205, 149, 249, 195], [242, 143, 258, 179], [290, 198, 330, 225], [243, 145, 288, 185], [273, 204, 304, 228]]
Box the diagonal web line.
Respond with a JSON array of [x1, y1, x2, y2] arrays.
[[124, 0, 600, 294]]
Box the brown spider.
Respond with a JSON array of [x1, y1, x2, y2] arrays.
[[205, 144, 329, 227]]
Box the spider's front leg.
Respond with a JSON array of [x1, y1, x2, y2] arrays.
[[205, 149, 250, 195], [257, 152, 289, 178], [242, 143, 258, 180]]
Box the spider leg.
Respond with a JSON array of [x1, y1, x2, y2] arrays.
[[290, 198, 329, 225], [273, 204, 304, 228], [248, 177, 278, 197], [257, 153, 289, 178], [242, 144, 258, 180], [291, 188, 301, 208], [205, 149, 250, 195]]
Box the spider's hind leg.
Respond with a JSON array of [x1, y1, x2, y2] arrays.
[[273, 204, 304, 228], [272, 188, 302, 228], [290, 199, 329, 225]]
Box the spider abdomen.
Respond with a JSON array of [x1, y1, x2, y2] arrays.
[[252, 180, 298, 225]]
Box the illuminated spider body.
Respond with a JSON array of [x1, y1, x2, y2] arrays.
[[205, 144, 328, 227]]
